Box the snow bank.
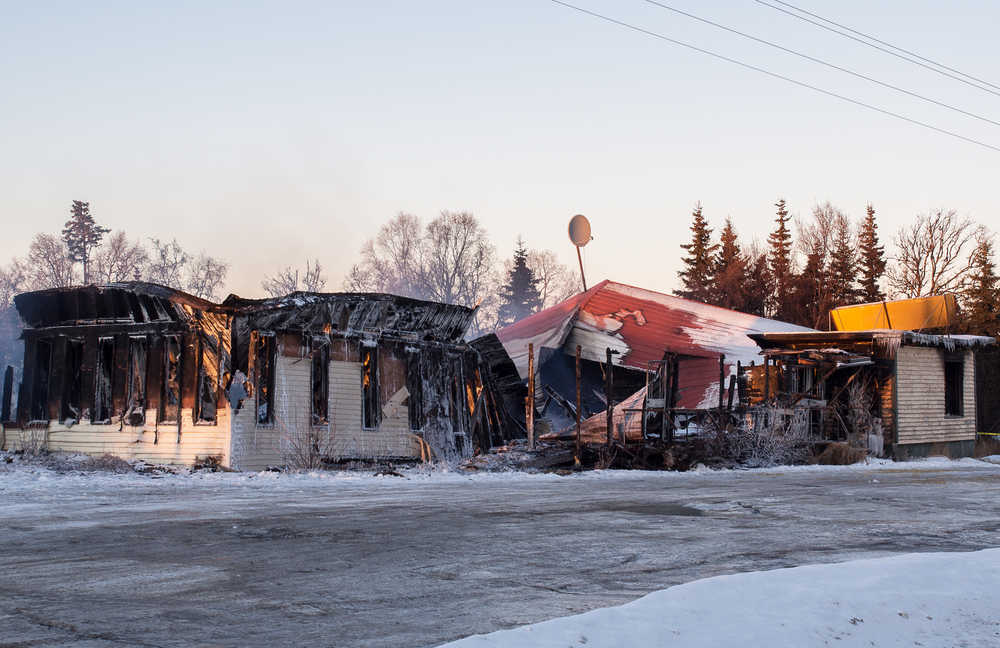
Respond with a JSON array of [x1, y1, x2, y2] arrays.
[[1, 453, 996, 497], [439, 549, 1000, 647]]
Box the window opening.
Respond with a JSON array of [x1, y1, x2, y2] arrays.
[[62, 338, 84, 423], [30, 339, 52, 421], [161, 336, 181, 424], [406, 351, 423, 431], [311, 337, 330, 426], [196, 334, 219, 423], [945, 358, 964, 416], [94, 337, 115, 423], [450, 360, 464, 435], [255, 334, 276, 425], [361, 345, 378, 429], [126, 337, 147, 426]]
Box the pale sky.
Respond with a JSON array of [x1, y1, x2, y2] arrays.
[[2, 0, 998, 299]]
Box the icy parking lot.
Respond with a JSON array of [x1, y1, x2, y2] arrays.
[[1, 458, 999, 647]]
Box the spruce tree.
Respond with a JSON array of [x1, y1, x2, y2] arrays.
[[497, 237, 543, 327], [827, 213, 859, 308], [767, 199, 794, 319], [675, 202, 718, 303], [961, 235, 1000, 338], [857, 204, 887, 302], [790, 244, 829, 328], [712, 217, 748, 311], [62, 200, 110, 284], [742, 251, 772, 317]]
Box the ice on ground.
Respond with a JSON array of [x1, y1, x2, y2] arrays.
[[439, 549, 1000, 648]]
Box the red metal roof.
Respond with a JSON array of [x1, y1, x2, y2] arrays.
[[498, 280, 812, 409]]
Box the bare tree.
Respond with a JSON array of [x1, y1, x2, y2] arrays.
[[887, 209, 984, 298], [261, 259, 327, 297], [526, 249, 579, 307], [345, 212, 423, 296], [26, 233, 78, 289], [185, 253, 229, 301], [346, 210, 498, 336], [795, 203, 838, 262], [0, 258, 29, 308], [301, 259, 326, 292], [144, 238, 228, 299], [93, 231, 149, 284], [145, 238, 189, 288], [421, 211, 496, 307]]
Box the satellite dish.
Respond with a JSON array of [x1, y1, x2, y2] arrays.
[[568, 214, 592, 247], [567, 214, 591, 292]]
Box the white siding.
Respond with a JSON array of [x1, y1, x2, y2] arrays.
[[229, 357, 421, 471], [895, 346, 976, 444], [2, 406, 230, 466]]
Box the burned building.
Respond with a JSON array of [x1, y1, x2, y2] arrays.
[[3, 283, 233, 465], [1, 283, 522, 469], [223, 291, 520, 470], [749, 330, 997, 459]]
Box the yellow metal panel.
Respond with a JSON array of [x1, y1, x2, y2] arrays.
[[830, 295, 957, 331]]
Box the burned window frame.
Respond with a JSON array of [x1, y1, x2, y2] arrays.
[[944, 354, 964, 417], [160, 335, 182, 425], [406, 350, 424, 432], [61, 338, 84, 424], [29, 338, 53, 422], [125, 336, 148, 426], [195, 333, 220, 425], [310, 336, 330, 427], [361, 343, 379, 430], [255, 332, 276, 427], [93, 336, 116, 424]]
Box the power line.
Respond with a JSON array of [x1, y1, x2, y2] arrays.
[[766, 0, 1000, 91], [755, 0, 1000, 98], [641, 0, 1000, 128], [546, 0, 1000, 153]]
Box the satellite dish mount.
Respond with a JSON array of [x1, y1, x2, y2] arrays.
[[568, 214, 592, 292]]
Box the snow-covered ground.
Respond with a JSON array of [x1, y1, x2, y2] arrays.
[[440, 549, 1000, 647], [2, 455, 999, 647], [1, 452, 993, 495]]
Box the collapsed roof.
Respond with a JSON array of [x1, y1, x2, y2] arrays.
[[498, 280, 813, 377]]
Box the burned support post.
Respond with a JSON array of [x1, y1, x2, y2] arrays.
[[605, 347, 614, 448], [1, 365, 12, 423], [764, 357, 771, 402], [730, 360, 741, 410], [718, 354, 725, 410], [658, 355, 668, 448], [527, 342, 535, 450], [641, 367, 649, 442], [670, 354, 679, 443], [575, 345, 582, 468]]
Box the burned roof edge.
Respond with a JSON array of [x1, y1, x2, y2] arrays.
[[749, 329, 996, 350]]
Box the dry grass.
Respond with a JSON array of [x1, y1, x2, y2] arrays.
[[278, 417, 335, 470], [813, 442, 868, 465]]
